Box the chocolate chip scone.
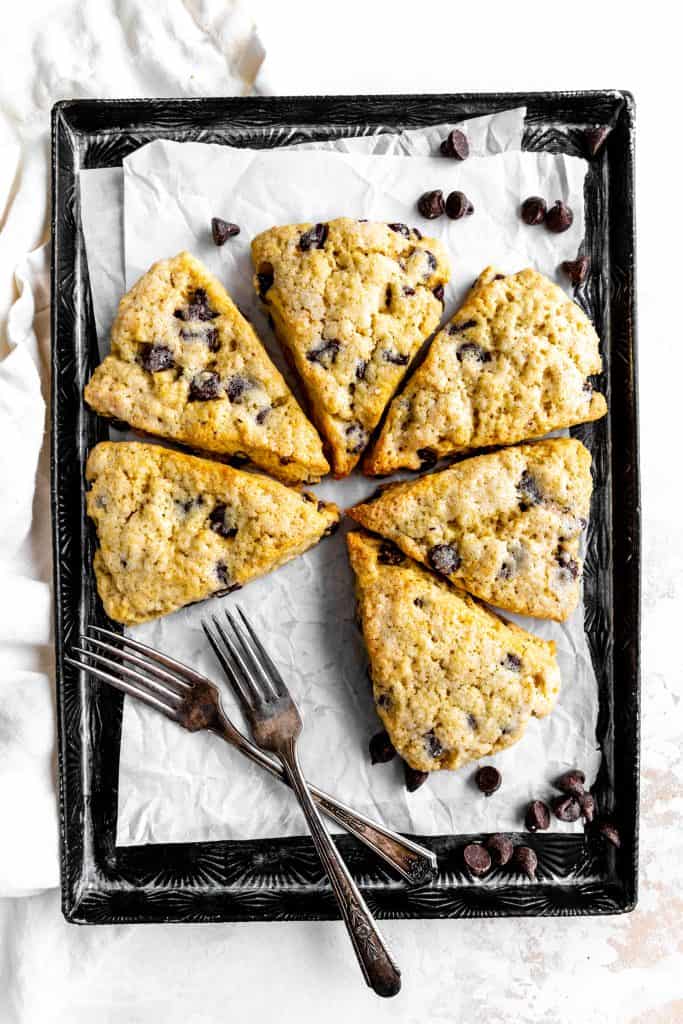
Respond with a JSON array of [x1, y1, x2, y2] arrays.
[[347, 531, 560, 773], [350, 438, 592, 621], [365, 266, 607, 475], [84, 252, 329, 485], [251, 218, 450, 477], [86, 442, 339, 625]]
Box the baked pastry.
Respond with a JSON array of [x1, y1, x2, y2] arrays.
[[350, 438, 591, 621], [347, 531, 560, 773], [251, 218, 450, 477], [84, 252, 328, 485], [365, 266, 607, 475], [86, 442, 339, 625]]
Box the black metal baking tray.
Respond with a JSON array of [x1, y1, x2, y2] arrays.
[[51, 91, 639, 924]]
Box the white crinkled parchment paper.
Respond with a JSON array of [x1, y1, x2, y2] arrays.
[[79, 110, 600, 844]]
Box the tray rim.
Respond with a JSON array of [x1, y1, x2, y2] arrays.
[[51, 89, 639, 925]]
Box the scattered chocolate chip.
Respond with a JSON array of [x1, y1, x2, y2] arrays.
[[457, 341, 492, 363], [556, 769, 586, 796], [597, 822, 621, 848], [140, 343, 174, 373], [525, 800, 551, 832], [445, 190, 474, 219], [388, 222, 410, 237], [417, 447, 438, 470], [556, 548, 580, 579], [174, 288, 219, 322], [211, 217, 240, 245], [417, 189, 445, 219], [502, 652, 522, 672], [345, 422, 368, 454], [475, 765, 502, 796], [208, 504, 238, 539], [583, 125, 611, 157], [383, 349, 409, 365], [424, 730, 444, 759], [440, 129, 469, 160], [517, 470, 543, 510], [404, 764, 429, 793], [403, 286, 416, 297], [448, 318, 477, 334], [188, 371, 222, 401], [299, 222, 328, 251], [512, 845, 538, 880], [580, 792, 596, 824], [546, 201, 574, 233], [520, 196, 547, 225], [306, 339, 341, 368], [225, 375, 255, 403], [428, 543, 461, 575], [433, 284, 445, 304], [369, 730, 396, 765], [552, 794, 582, 822], [257, 269, 274, 299], [485, 833, 514, 867], [378, 541, 405, 566], [255, 406, 270, 425], [215, 561, 231, 585], [463, 843, 491, 877], [376, 692, 392, 709], [561, 256, 590, 285]]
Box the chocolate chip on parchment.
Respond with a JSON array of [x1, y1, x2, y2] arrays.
[[463, 843, 491, 877], [546, 201, 574, 233], [140, 343, 174, 373], [299, 223, 328, 251], [555, 769, 586, 796], [404, 764, 429, 793], [440, 129, 470, 160], [417, 189, 445, 219], [512, 845, 538, 880], [525, 800, 551, 832], [369, 730, 396, 765], [485, 834, 514, 867], [552, 794, 582, 823], [475, 765, 502, 796], [561, 256, 590, 285], [520, 196, 547, 225], [445, 190, 474, 220], [211, 217, 240, 245], [428, 543, 461, 575], [188, 371, 222, 402]]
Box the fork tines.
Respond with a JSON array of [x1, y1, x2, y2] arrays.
[[202, 608, 290, 710]]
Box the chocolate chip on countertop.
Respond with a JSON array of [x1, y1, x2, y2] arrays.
[[299, 223, 328, 251], [378, 541, 405, 566], [583, 126, 611, 157], [552, 794, 582, 822], [140, 343, 175, 373], [525, 800, 551, 832], [485, 833, 514, 867], [417, 189, 445, 219], [520, 196, 547, 225], [445, 191, 474, 220], [211, 217, 240, 245], [188, 371, 222, 402], [475, 765, 502, 796], [427, 543, 461, 575], [369, 730, 396, 765], [404, 764, 429, 793], [512, 845, 538, 880], [546, 201, 574, 233], [555, 769, 586, 796], [463, 843, 491, 877], [597, 822, 621, 848], [440, 129, 470, 160], [580, 792, 596, 824], [561, 256, 590, 285]]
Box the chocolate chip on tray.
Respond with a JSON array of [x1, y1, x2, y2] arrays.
[[561, 256, 590, 285], [417, 189, 445, 219], [485, 833, 514, 867], [555, 769, 586, 796], [520, 196, 547, 225], [445, 191, 474, 220], [404, 763, 429, 792], [545, 201, 574, 233], [552, 794, 582, 822], [427, 543, 461, 575], [440, 129, 470, 161], [211, 217, 240, 245], [525, 800, 551, 832], [369, 730, 397, 765], [463, 843, 491, 877], [475, 765, 502, 796], [512, 845, 538, 880]]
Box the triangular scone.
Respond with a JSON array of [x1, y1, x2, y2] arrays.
[[86, 443, 339, 625], [364, 266, 607, 475], [84, 252, 329, 485], [347, 532, 560, 772], [350, 439, 592, 622], [251, 218, 450, 477]]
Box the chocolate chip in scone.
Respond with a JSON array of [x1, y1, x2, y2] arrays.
[[433, 284, 445, 304], [412, 226, 423, 240], [403, 286, 416, 297], [140, 343, 175, 373], [428, 543, 461, 575], [597, 821, 621, 847], [445, 190, 474, 220], [555, 769, 586, 796], [257, 266, 274, 299], [413, 597, 425, 608], [561, 256, 590, 285], [209, 503, 238, 539], [211, 217, 240, 245], [502, 652, 522, 672], [378, 541, 405, 566], [517, 470, 543, 510], [383, 349, 409, 366], [225, 375, 256, 403], [583, 125, 611, 157], [456, 341, 492, 364], [525, 800, 551, 832], [520, 196, 547, 225], [404, 764, 429, 793], [467, 713, 478, 731], [307, 339, 341, 368], [417, 447, 438, 470], [299, 222, 328, 251], [385, 283, 393, 308], [424, 730, 444, 759], [255, 406, 270, 425], [369, 730, 397, 765], [376, 691, 392, 710], [463, 843, 491, 877], [485, 833, 514, 867], [215, 561, 231, 585], [556, 548, 580, 579], [440, 129, 470, 160], [388, 222, 410, 237], [188, 371, 222, 401], [580, 792, 596, 824], [417, 189, 445, 219], [475, 765, 502, 796], [423, 249, 438, 274], [174, 288, 219, 322], [355, 359, 368, 381], [552, 794, 582, 823], [512, 845, 538, 880], [345, 422, 368, 454], [546, 201, 574, 233], [583, 378, 594, 394], [448, 319, 478, 335]]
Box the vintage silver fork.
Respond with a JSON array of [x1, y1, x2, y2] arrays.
[[202, 607, 401, 998], [65, 626, 435, 891]]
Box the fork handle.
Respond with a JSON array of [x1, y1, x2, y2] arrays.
[[279, 742, 401, 998]]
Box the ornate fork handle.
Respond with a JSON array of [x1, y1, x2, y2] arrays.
[[278, 740, 401, 998]]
